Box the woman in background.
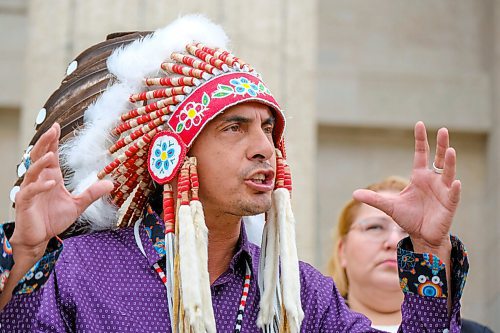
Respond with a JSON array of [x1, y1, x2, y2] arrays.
[[328, 176, 494, 333]]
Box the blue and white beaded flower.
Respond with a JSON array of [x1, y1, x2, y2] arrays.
[[230, 77, 259, 97], [154, 141, 177, 173], [148, 132, 186, 184]]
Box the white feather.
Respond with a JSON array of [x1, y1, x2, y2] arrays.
[[60, 14, 230, 230], [69, 172, 118, 230], [108, 14, 229, 85]]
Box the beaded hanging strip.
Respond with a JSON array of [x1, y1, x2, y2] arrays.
[[149, 244, 252, 333], [134, 210, 252, 333], [235, 263, 252, 333]]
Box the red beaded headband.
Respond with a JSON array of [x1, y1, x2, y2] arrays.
[[94, 42, 287, 227]]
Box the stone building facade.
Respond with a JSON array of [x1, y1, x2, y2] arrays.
[[0, 0, 498, 329]]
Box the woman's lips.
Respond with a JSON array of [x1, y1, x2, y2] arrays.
[[379, 259, 398, 268]]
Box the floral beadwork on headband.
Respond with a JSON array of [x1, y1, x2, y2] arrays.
[[212, 76, 271, 98], [175, 93, 210, 133], [167, 72, 280, 147]]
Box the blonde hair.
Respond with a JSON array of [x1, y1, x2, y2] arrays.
[[327, 176, 409, 298]]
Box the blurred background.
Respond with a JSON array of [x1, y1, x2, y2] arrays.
[[0, 0, 498, 330]]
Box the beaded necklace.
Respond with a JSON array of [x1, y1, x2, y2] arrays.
[[134, 218, 252, 333]]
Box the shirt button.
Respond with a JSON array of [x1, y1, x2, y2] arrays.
[[442, 329, 449, 333]]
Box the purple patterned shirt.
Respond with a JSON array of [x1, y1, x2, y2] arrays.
[[0, 213, 467, 332]]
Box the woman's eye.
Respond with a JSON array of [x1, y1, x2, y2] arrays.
[[366, 224, 384, 231]]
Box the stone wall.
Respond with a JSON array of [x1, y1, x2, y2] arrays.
[[0, 0, 498, 329], [316, 0, 499, 327]]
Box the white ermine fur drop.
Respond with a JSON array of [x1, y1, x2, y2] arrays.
[[275, 187, 304, 333], [257, 193, 280, 328], [178, 204, 203, 331], [190, 199, 216, 333]]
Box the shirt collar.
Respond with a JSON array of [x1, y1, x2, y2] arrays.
[[141, 209, 258, 276], [228, 222, 255, 274]]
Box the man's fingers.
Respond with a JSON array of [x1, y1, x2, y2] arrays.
[[30, 123, 60, 162], [15, 180, 56, 204], [413, 121, 430, 170], [353, 189, 395, 217], [433, 128, 449, 169], [75, 180, 114, 213], [441, 147, 456, 187], [448, 179, 461, 206], [47, 123, 61, 154], [21, 152, 59, 186]]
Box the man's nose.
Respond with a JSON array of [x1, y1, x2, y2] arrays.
[[248, 128, 275, 161]]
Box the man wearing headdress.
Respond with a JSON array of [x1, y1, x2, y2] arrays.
[[0, 15, 467, 332]]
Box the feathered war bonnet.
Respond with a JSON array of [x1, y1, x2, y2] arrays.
[[13, 15, 303, 333]]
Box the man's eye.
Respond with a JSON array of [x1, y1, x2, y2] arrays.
[[263, 125, 274, 134], [224, 124, 240, 132]]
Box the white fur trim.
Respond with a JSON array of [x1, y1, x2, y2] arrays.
[[178, 204, 203, 329], [190, 200, 216, 333], [275, 188, 304, 333], [257, 200, 279, 328]]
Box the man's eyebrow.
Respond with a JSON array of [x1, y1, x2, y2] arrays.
[[262, 115, 275, 126], [219, 115, 252, 124], [217, 114, 275, 125]]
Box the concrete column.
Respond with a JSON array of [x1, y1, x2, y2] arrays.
[[21, 0, 72, 146], [281, 1, 318, 264], [0, 108, 20, 220], [0, 0, 27, 217], [485, 1, 500, 330]]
